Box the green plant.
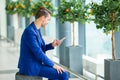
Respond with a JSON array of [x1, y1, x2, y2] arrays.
[[22, 0, 33, 18], [15, 1, 25, 16], [57, 0, 86, 23], [87, 0, 120, 60], [5, 1, 16, 15], [5, 0, 55, 17], [5, 0, 55, 28], [57, 0, 86, 46], [30, 0, 55, 17], [5, 0, 27, 16]]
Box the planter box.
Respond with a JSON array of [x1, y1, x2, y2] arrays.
[[66, 46, 83, 76], [105, 59, 120, 80], [7, 26, 14, 41]]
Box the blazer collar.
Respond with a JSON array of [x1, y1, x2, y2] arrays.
[[31, 22, 42, 44], [31, 22, 38, 32]]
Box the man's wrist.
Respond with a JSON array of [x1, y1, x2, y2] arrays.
[[52, 42, 55, 47]]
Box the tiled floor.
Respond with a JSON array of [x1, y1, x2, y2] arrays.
[[0, 39, 81, 80], [0, 39, 19, 80]]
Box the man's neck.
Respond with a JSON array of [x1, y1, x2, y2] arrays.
[[34, 19, 41, 29]]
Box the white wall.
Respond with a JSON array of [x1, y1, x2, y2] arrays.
[[0, 0, 7, 37]]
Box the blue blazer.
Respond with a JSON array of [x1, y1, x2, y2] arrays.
[[18, 22, 54, 76]]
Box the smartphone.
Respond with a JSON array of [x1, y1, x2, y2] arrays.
[[60, 37, 66, 43]]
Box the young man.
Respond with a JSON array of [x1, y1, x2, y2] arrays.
[[18, 8, 68, 80]]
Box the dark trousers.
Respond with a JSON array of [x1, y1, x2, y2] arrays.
[[39, 65, 69, 80]]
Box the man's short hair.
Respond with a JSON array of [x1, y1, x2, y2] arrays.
[[35, 7, 51, 19]]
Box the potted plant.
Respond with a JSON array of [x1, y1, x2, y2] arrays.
[[6, 0, 26, 44], [5, 1, 16, 41], [87, 0, 120, 80], [57, 0, 86, 75], [6, 0, 26, 26], [58, 0, 86, 46]]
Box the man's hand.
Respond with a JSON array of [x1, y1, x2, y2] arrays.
[[52, 39, 61, 47], [53, 64, 65, 74]]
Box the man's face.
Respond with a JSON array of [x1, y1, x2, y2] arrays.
[[41, 14, 51, 27]]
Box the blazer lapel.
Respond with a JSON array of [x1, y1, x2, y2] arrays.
[[37, 30, 46, 52], [31, 22, 42, 46], [31, 22, 45, 52]]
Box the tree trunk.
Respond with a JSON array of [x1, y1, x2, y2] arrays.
[[72, 21, 75, 46], [18, 14, 20, 28], [112, 29, 116, 60], [111, 13, 116, 60]]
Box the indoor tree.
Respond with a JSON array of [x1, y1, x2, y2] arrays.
[[87, 0, 120, 60], [5, 0, 26, 28], [57, 0, 86, 46]]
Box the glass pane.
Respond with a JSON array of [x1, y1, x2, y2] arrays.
[[85, 0, 112, 62], [86, 22, 112, 61]]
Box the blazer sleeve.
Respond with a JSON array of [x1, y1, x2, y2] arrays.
[[25, 29, 54, 67], [45, 43, 54, 51]]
